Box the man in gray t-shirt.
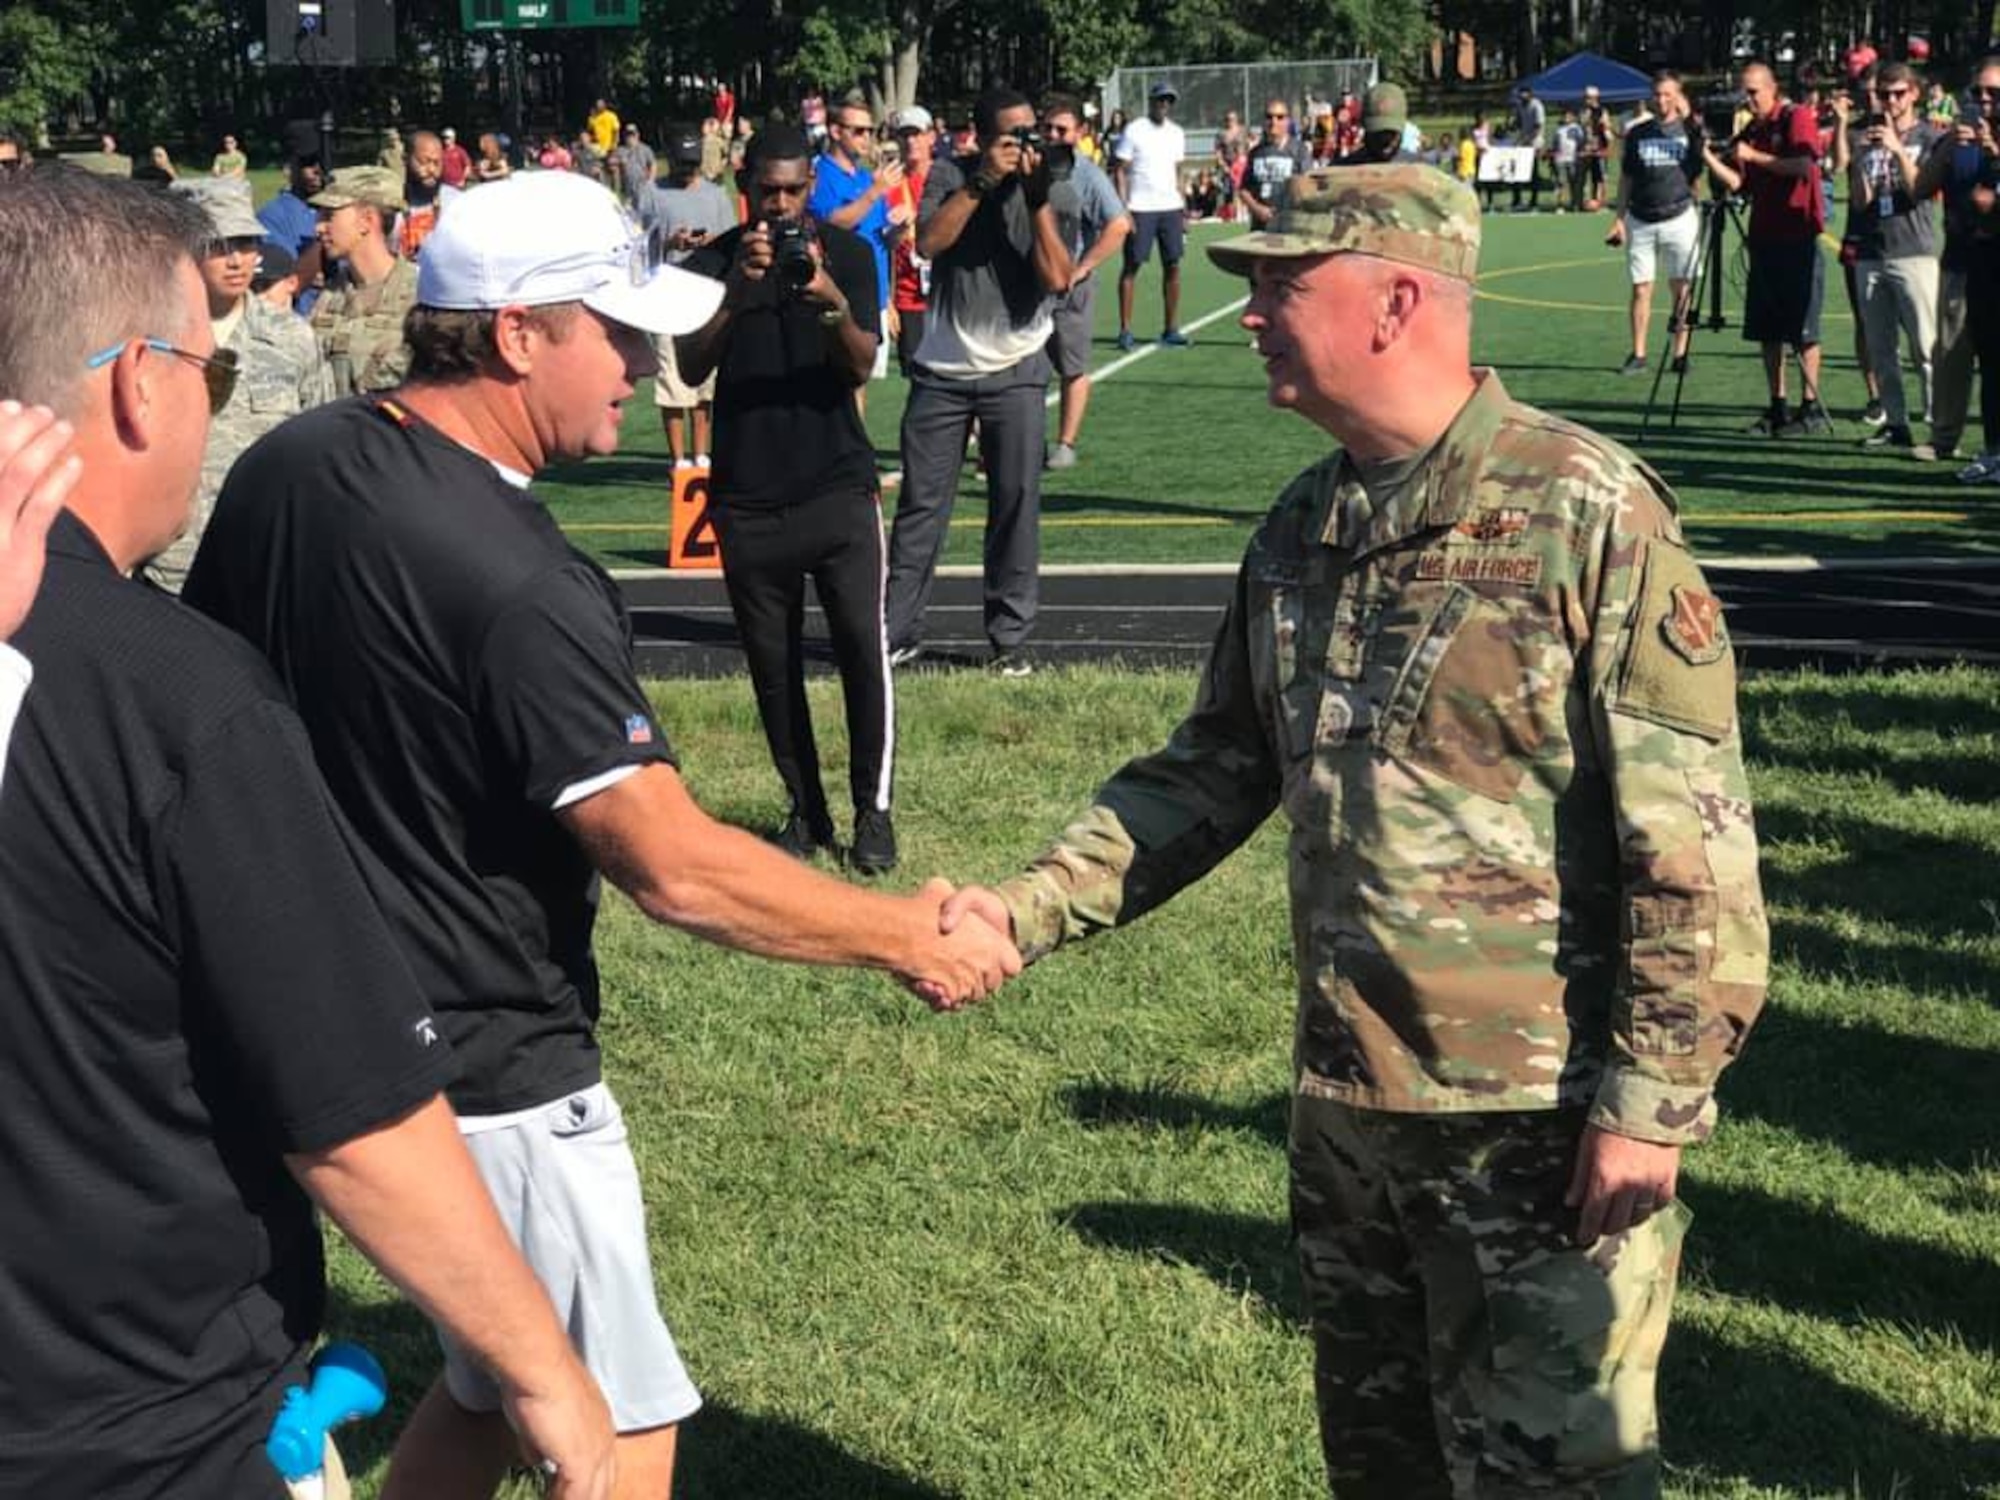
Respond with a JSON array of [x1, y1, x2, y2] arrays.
[[1849, 63, 1941, 452], [647, 133, 739, 466], [1041, 95, 1131, 470], [885, 85, 1073, 675]]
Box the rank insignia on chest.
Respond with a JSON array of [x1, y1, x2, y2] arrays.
[[1451, 507, 1530, 544], [1663, 583, 1727, 664]]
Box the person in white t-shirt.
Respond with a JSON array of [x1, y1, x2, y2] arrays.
[[1114, 81, 1191, 349], [0, 403, 79, 795]]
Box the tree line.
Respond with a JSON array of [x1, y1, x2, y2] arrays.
[[4, 0, 1995, 155]]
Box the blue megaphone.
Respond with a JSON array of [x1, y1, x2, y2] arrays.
[[265, 1342, 389, 1482]]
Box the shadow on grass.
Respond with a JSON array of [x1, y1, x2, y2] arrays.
[[1062, 1201, 1297, 1325], [319, 1289, 954, 1498], [1665, 1323, 2000, 1495], [1682, 1179, 2000, 1356], [677, 1403, 956, 1499]]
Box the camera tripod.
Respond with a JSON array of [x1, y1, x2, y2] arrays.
[[1638, 194, 1833, 440]]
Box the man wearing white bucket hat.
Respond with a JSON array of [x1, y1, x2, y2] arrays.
[[188, 171, 1021, 1499]]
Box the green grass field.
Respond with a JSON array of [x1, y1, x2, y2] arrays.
[[531, 213, 2000, 571], [327, 664, 2000, 1500]]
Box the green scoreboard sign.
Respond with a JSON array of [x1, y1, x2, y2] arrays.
[[460, 0, 636, 28]]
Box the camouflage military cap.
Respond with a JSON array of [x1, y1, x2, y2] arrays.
[[174, 177, 264, 240], [1362, 81, 1408, 132], [1207, 162, 1481, 283], [310, 164, 407, 212]]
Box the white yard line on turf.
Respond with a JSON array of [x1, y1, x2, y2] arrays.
[[874, 293, 1252, 490]]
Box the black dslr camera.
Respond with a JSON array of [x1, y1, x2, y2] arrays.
[[768, 217, 817, 296], [1008, 124, 1074, 183], [1700, 93, 1745, 142]]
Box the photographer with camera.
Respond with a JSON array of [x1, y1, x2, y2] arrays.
[[1608, 72, 1705, 377], [885, 85, 1073, 676], [1917, 57, 2000, 478], [1841, 60, 1942, 457], [675, 126, 898, 870], [1703, 62, 1829, 436]]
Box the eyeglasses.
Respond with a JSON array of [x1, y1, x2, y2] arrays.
[[83, 338, 240, 414], [1265, 111, 1289, 119]]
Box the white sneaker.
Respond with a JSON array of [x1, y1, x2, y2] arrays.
[[887, 644, 923, 668], [694, 453, 711, 468], [673, 457, 695, 470], [1045, 442, 1078, 470]]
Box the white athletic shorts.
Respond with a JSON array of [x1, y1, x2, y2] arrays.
[[438, 1084, 702, 1432], [1626, 205, 1699, 286]]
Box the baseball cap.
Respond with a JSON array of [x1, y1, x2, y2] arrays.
[[175, 177, 264, 240], [1363, 81, 1409, 133], [1207, 163, 1481, 283], [889, 105, 934, 133], [669, 129, 703, 164], [310, 164, 408, 212], [251, 242, 298, 290], [441, 126, 457, 140], [1148, 81, 1179, 102], [1908, 35, 1932, 60], [415, 171, 724, 337]]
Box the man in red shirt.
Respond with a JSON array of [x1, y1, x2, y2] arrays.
[[439, 126, 472, 189], [887, 106, 935, 376], [1705, 61, 1830, 435]]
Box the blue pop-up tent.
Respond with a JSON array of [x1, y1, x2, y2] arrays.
[[1512, 52, 1653, 105]]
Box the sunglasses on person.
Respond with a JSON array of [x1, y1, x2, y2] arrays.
[[1265, 111, 1289, 119], [83, 338, 240, 414], [1883, 86, 1914, 99]]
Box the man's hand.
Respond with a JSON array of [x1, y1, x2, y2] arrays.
[[979, 132, 1025, 185], [1565, 1125, 1681, 1246], [938, 883, 1012, 940], [0, 402, 80, 642], [1605, 218, 1626, 247], [728, 222, 777, 298], [501, 1349, 617, 1500], [875, 158, 905, 195], [799, 239, 845, 313], [901, 878, 1021, 1010]]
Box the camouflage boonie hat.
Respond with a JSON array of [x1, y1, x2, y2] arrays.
[[310, 164, 407, 212], [1207, 162, 1481, 283]]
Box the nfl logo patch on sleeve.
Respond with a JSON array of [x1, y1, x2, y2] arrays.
[[625, 714, 654, 745]]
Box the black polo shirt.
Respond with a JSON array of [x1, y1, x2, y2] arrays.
[[686, 220, 880, 509], [185, 397, 677, 1115], [0, 511, 455, 1498]]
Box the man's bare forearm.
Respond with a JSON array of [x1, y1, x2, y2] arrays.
[[289, 1097, 579, 1389], [675, 302, 736, 386], [917, 188, 981, 259]]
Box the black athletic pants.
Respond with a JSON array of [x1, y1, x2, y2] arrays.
[[713, 487, 894, 825], [1968, 241, 2000, 454]]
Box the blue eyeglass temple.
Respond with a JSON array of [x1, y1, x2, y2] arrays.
[[84, 337, 196, 370]]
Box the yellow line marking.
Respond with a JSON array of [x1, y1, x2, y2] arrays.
[[1699, 509, 1967, 524], [568, 515, 1238, 534]]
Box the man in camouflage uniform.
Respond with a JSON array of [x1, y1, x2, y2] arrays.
[[309, 165, 418, 396], [943, 164, 1769, 1495], [146, 178, 332, 592]]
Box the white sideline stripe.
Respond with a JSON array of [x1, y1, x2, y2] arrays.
[[872, 294, 1253, 491]]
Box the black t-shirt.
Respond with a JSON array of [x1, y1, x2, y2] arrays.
[[0, 512, 455, 1497], [684, 220, 879, 508], [1621, 117, 1704, 223], [1242, 139, 1312, 210], [186, 397, 678, 1114]]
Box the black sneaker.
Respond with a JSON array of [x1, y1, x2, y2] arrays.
[[1746, 410, 1785, 437], [1618, 354, 1648, 376], [848, 808, 898, 875], [1861, 423, 1914, 449], [772, 810, 837, 862], [1861, 400, 1888, 427], [1777, 409, 1834, 438], [1670, 353, 1689, 376]]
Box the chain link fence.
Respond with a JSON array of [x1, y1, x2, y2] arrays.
[[1101, 59, 1379, 147]]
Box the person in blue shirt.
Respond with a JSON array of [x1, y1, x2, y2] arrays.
[[809, 97, 906, 392], [258, 154, 328, 313], [1917, 56, 2000, 475]]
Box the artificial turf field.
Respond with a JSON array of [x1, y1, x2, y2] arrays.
[[322, 210, 2000, 1498], [541, 212, 2000, 569]]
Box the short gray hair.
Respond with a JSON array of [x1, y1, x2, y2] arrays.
[[403, 302, 580, 383], [0, 167, 209, 416]]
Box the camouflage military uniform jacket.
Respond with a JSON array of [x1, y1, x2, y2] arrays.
[[310, 255, 418, 398], [999, 371, 1769, 1144], [147, 296, 333, 592]]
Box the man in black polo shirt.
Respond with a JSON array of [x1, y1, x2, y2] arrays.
[[0, 403, 77, 790], [1238, 97, 1312, 228], [0, 166, 615, 1500], [677, 124, 897, 872], [188, 169, 1020, 1500]]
